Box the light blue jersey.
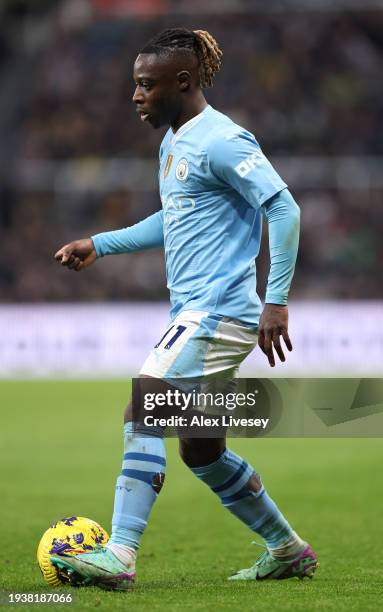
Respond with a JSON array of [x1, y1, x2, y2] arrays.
[[158, 105, 286, 324], [92, 105, 299, 327]]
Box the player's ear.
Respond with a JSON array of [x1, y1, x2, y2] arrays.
[[177, 70, 191, 92]]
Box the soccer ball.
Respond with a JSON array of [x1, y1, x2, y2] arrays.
[[37, 516, 109, 586]]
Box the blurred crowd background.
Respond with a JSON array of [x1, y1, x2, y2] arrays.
[[0, 0, 382, 303]]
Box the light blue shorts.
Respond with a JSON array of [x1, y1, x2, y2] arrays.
[[140, 310, 258, 379]]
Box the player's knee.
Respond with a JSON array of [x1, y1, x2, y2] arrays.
[[178, 439, 192, 465], [179, 438, 225, 467], [124, 402, 133, 423]]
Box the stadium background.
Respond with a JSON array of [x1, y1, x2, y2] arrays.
[[1, 1, 383, 610], [0, 0, 383, 376]]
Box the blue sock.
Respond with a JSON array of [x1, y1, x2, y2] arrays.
[[191, 448, 295, 550], [108, 422, 165, 551]]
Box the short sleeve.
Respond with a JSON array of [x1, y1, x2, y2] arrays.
[[208, 130, 287, 209]]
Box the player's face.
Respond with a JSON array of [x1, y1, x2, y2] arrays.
[[133, 54, 183, 129]]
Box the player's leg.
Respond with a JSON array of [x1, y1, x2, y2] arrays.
[[180, 436, 318, 580], [51, 378, 166, 591], [179, 435, 298, 551], [50, 311, 209, 590], [106, 384, 166, 563]]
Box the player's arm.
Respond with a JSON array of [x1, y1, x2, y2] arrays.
[[55, 210, 164, 272], [208, 131, 299, 366], [259, 189, 300, 366]]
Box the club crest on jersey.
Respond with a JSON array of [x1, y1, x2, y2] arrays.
[[176, 158, 189, 181], [164, 154, 174, 178]]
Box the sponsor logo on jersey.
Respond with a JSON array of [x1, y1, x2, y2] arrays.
[[162, 195, 196, 224], [235, 150, 265, 178], [176, 158, 189, 181], [164, 154, 174, 178]]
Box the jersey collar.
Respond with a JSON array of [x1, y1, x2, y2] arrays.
[[171, 105, 211, 146]]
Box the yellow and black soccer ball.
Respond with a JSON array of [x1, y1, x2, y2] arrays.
[[37, 516, 109, 586]]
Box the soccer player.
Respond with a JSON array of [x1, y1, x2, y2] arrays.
[[51, 28, 317, 590]]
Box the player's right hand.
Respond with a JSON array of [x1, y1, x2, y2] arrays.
[[54, 239, 97, 272]]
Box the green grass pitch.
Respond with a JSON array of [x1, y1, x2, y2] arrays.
[[1, 380, 382, 611]]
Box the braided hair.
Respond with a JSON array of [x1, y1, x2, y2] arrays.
[[140, 28, 223, 88]]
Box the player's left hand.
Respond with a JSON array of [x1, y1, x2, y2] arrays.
[[258, 304, 292, 367]]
